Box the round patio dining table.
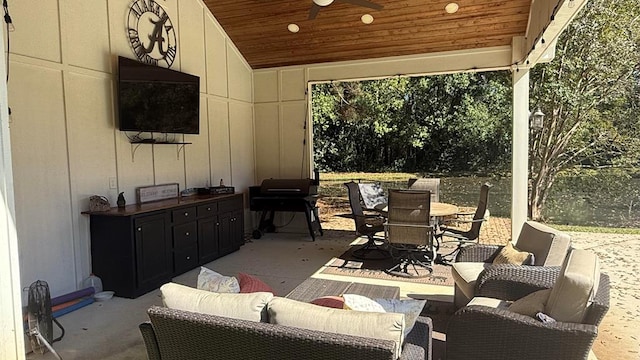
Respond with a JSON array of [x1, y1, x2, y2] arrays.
[[373, 202, 459, 217]]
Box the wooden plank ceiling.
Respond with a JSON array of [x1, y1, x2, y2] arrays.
[[202, 0, 532, 69]]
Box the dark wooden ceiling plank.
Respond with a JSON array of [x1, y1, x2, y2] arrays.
[[231, 19, 526, 47], [247, 36, 514, 68], [213, 2, 530, 28], [202, 0, 532, 68]]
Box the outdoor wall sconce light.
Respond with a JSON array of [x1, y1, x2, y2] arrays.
[[530, 108, 545, 130]]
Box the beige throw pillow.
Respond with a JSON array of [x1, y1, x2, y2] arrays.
[[493, 242, 533, 265], [508, 289, 553, 318]]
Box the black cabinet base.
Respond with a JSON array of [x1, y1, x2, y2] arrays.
[[87, 194, 244, 299]]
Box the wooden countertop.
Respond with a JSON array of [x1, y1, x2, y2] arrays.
[[82, 193, 242, 217]]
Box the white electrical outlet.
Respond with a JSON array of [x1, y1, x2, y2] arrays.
[[109, 177, 117, 189]]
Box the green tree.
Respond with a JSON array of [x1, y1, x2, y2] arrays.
[[312, 72, 513, 173], [529, 0, 640, 220]]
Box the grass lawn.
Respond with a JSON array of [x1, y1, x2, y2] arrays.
[[318, 172, 640, 235]]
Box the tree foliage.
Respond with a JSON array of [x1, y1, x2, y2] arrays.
[[529, 0, 640, 219], [312, 73, 513, 174]]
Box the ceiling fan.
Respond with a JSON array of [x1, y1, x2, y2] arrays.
[[309, 0, 383, 20]]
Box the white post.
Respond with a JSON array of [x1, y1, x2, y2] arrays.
[[511, 68, 530, 241], [0, 26, 26, 360]]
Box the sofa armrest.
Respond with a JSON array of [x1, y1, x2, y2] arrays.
[[446, 305, 598, 360], [455, 245, 502, 263], [475, 265, 561, 301], [138, 322, 161, 360], [401, 316, 433, 360]]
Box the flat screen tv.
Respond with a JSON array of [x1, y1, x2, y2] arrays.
[[118, 56, 200, 134]]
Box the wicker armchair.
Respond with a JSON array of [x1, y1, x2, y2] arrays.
[[450, 221, 571, 308], [446, 251, 610, 360]]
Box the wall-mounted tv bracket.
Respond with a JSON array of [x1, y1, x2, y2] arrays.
[[129, 141, 191, 162]]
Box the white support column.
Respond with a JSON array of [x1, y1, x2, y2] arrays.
[[511, 68, 530, 241], [0, 28, 26, 359]]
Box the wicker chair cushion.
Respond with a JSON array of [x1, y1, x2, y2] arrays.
[[467, 296, 510, 309], [508, 289, 553, 318], [492, 242, 534, 265], [515, 221, 571, 266], [546, 249, 600, 323], [451, 262, 492, 299], [161, 282, 273, 322], [268, 296, 405, 359]]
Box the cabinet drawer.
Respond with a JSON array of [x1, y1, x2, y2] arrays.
[[174, 246, 198, 275], [218, 196, 243, 213], [197, 203, 217, 217], [173, 222, 197, 248], [172, 207, 196, 224]]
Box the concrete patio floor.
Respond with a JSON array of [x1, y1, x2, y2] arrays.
[[24, 215, 639, 360], [27, 228, 454, 360]]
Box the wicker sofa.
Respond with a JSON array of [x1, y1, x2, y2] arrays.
[[139, 279, 433, 360], [140, 306, 432, 360]]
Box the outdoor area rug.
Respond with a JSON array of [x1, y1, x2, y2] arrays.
[[320, 246, 455, 286], [420, 299, 456, 360]]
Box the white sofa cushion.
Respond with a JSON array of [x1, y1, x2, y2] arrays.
[[545, 249, 600, 323], [160, 282, 273, 322], [451, 262, 492, 300], [268, 296, 405, 359]]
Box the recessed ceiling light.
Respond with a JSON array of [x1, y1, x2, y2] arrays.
[[313, 0, 334, 6], [445, 3, 459, 14], [288, 23, 300, 33], [361, 14, 374, 24]]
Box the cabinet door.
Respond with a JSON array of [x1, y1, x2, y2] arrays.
[[231, 210, 245, 249], [218, 212, 234, 256], [198, 216, 220, 264], [134, 213, 172, 290]]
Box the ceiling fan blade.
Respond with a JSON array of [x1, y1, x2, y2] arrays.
[[309, 4, 321, 19], [337, 0, 383, 10]]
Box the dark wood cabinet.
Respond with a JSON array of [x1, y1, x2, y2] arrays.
[[85, 194, 244, 298]]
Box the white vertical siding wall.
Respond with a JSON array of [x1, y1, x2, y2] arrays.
[[7, 0, 254, 299]]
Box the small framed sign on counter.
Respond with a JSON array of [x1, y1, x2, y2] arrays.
[[136, 183, 179, 204]]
